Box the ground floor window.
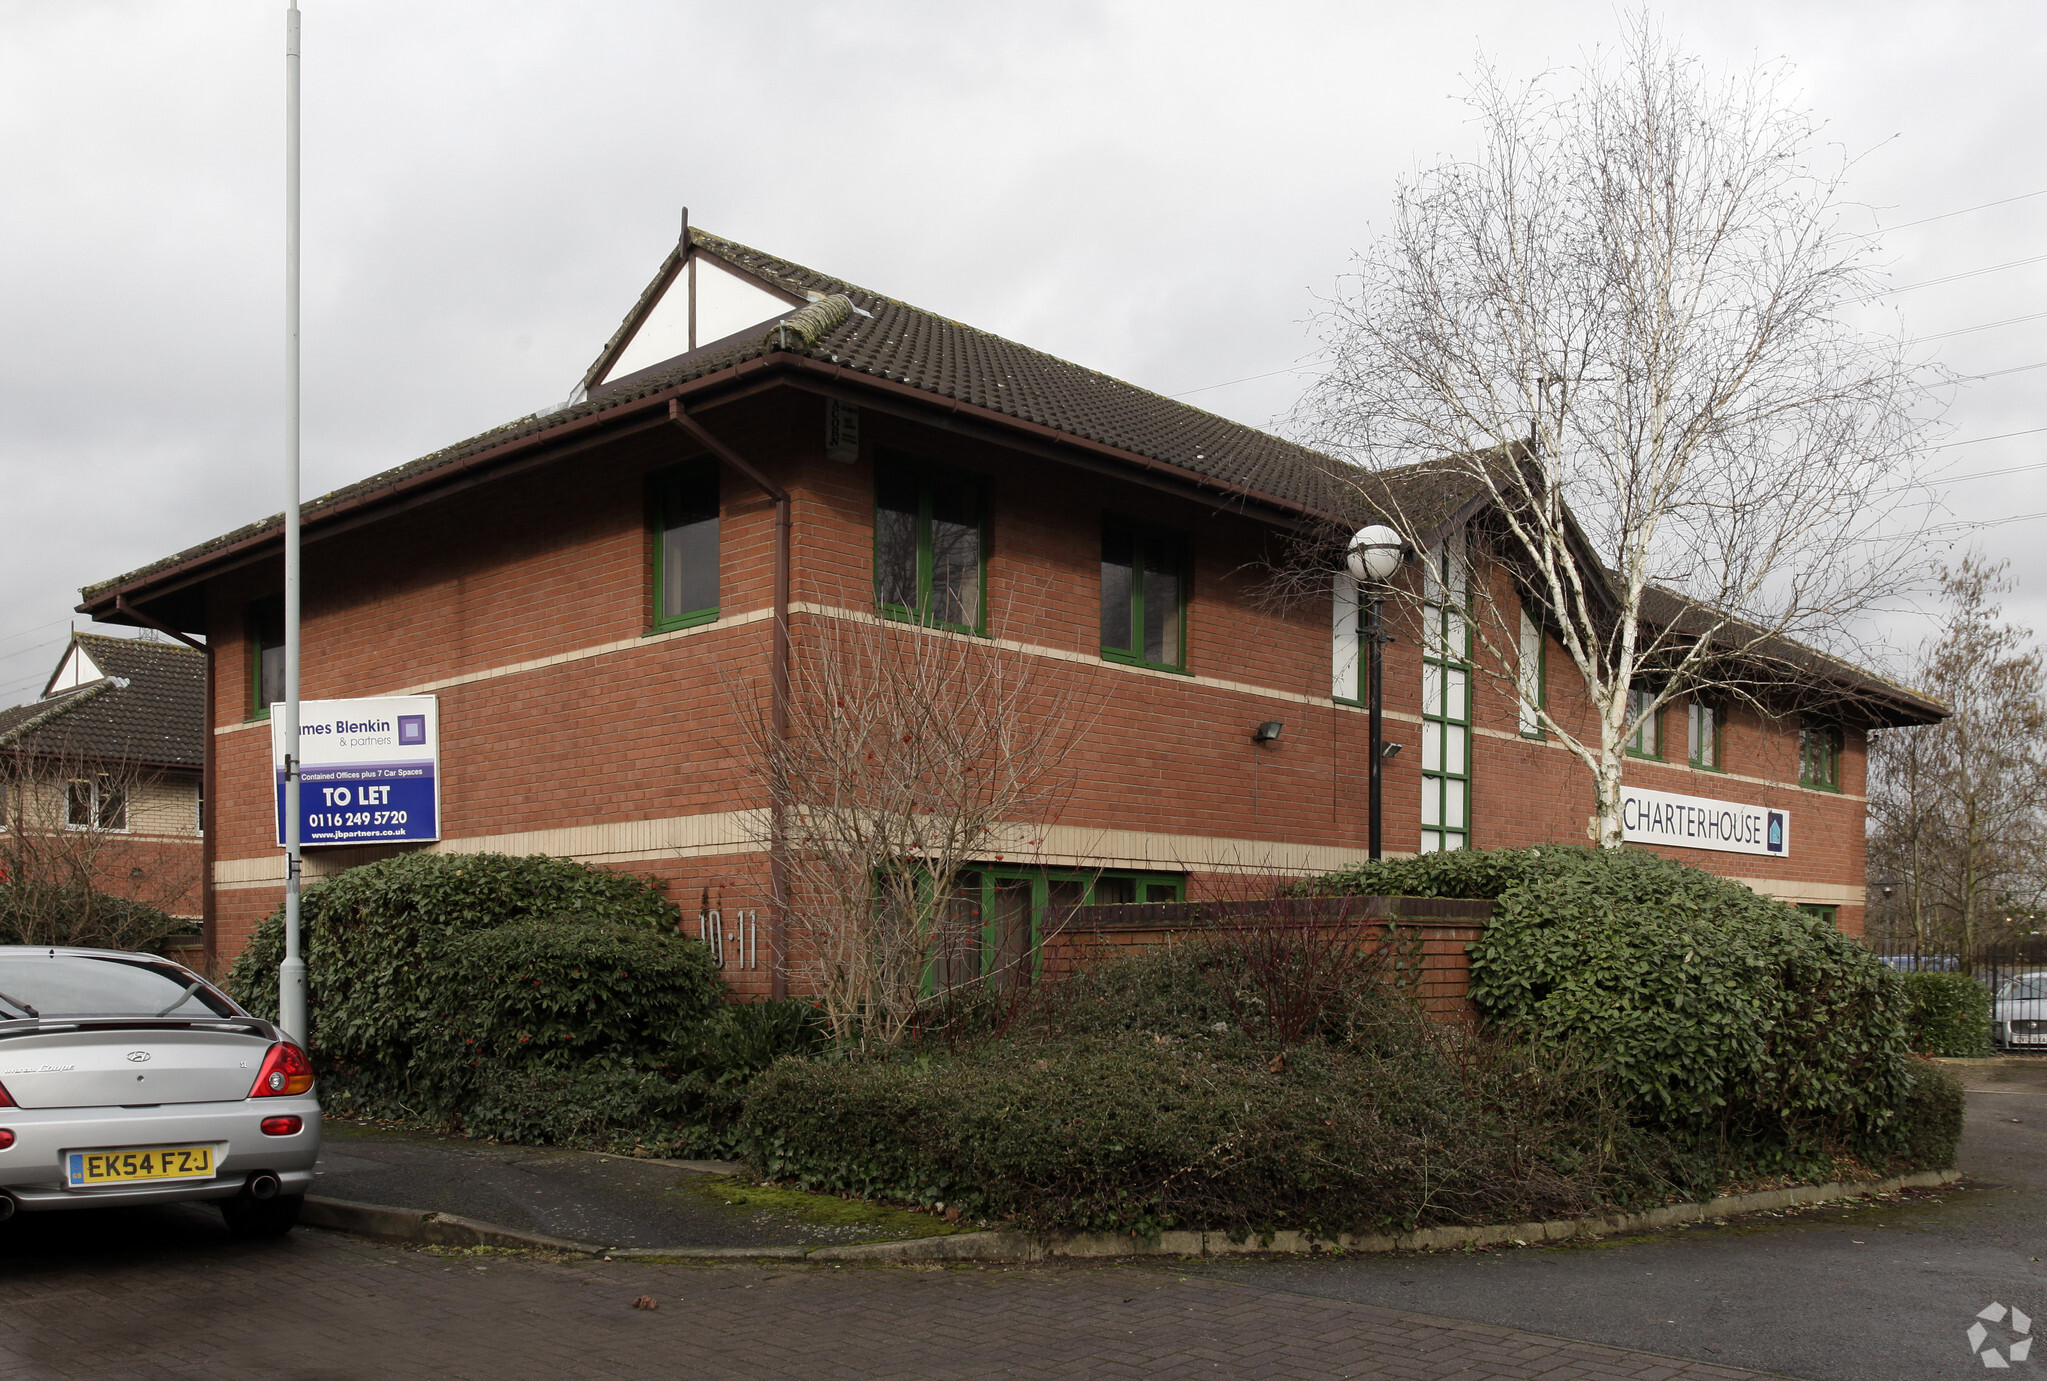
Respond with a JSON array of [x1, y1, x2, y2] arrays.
[[932, 866, 1184, 991], [1796, 903, 1839, 924]]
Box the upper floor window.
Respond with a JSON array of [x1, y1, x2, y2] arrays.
[[1516, 604, 1546, 738], [66, 775, 126, 832], [1625, 684, 1661, 758], [875, 457, 984, 633], [248, 595, 284, 720], [1800, 722, 1842, 790], [652, 462, 720, 630], [1101, 520, 1186, 672], [1688, 698, 1723, 770]]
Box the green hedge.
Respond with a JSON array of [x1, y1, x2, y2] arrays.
[[0, 882, 187, 953], [1317, 847, 1917, 1173], [744, 941, 1678, 1237], [1896, 1059, 1966, 1169], [1896, 972, 1993, 1057], [222, 851, 827, 1152], [227, 853, 709, 1114]]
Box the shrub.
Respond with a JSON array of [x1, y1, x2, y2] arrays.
[[745, 939, 1676, 1237], [225, 852, 689, 1113], [0, 883, 187, 953], [421, 918, 725, 1099], [459, 1063, 707, 1154], [1896, 972, 1993, 1057], [1318, 846, 1916, 1173], [1894, 1059, 1967, 1170]]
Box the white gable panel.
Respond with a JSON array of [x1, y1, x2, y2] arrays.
[[693, 256, 795, 346], [605, 276, 694, 382], [603, 255, 799, 385], [46, 643, 102, 695]]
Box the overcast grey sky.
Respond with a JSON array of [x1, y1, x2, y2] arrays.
[[3, 0, 2043, 706]]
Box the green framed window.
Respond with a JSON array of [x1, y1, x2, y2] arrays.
[[651, 462, 720, 630], [1796, 903, 1839, 925], [1420, 531, 1471, 853], [1800, 722, 1842, 791], [931, 866, 1186, 992], [247, 595, 284, 721], [875, 455, 986, 633], [1516, 603, 1546, 738], [1625, 684, 1662, 759], [1688, 698, 1724, 770], [1101, 520, 1187, 672]]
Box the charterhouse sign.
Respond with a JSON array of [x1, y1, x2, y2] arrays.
[[1620, 785, 1788, 858]]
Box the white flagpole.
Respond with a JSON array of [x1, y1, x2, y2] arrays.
[[279, 0, 307, 1044]]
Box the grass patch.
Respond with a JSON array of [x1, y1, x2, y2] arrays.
[[677, 1175, 972, 1240]]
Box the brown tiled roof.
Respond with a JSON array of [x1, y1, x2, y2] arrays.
[[0, 634, 204, 769], [83, 228, 1389, 603], [1635, 586, 1945, 727]]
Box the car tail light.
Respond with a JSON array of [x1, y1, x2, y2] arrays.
[[0, 1130, 13, 1150], [259, 1115, 303, 1137], [248, 1042, 314, 1098], [0, 1079, 14, 1108]]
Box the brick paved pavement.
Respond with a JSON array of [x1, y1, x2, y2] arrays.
[[0, 1206, 1778, 1381]]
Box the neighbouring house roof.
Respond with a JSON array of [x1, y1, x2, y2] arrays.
[[0, 634, 204, 770]]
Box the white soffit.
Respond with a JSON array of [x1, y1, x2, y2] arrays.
[[603, 254, 797, 384], [46, 642, 102, 696]]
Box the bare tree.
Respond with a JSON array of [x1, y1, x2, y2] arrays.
[[741, 599, 1097, 1045], [1294, 18, 1931, 846], [1867, 558, 2047, 958], [0, 744, 196, 950]]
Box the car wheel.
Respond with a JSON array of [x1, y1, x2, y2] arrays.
[[220, 1192, 304, 1239]]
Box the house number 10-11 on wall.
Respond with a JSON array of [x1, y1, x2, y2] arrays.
[[695, 909, 758, 970]]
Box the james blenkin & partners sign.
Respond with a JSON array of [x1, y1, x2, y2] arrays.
[[271, 695, 441, 847], [1620, 784, 1788, 857]]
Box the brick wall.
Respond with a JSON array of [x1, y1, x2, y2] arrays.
[[1041, 897, 1493, 1023], [187, 380, 1877, 983]]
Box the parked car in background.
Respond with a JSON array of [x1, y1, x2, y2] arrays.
[[0, 947, 318, 1236], [1994, 971, 2047, 1052]]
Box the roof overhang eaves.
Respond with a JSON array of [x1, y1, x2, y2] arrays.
[[82, 351, 1347, 622]]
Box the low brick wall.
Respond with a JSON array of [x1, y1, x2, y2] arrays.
[[1041, 896, 1493, 1023]]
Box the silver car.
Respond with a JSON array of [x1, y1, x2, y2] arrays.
[[1995, 971, 2047, 1052], [0, 947, 320, 1237]]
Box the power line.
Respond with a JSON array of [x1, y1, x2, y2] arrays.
[[1930, 425, 2047, 450], [1883, 187, 2047, 232], [0, 617, 70, 655], [1864, 253, 2047, 301], [1961, 360, 2047, 381], [1912, 310, 2047, 345], [1935, 458, 2047, 484], [1169, 359, 1328, 399]]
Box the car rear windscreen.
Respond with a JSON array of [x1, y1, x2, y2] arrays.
[[0, 955, 239, 1019]]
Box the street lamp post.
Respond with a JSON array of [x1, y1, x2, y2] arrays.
[[1346, 526, 1404, 862]]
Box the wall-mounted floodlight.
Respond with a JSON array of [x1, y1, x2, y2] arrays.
[[1252, 721, 1284, 744], [1345, 524, 1404, 583], [1380, 741, 1402, 760]]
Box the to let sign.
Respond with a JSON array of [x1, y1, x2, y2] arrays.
[[1620, 784, 1787, 857], [272, 695, 440, 847]]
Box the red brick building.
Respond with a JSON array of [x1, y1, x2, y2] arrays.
[[77, 227, 1942, 989]]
